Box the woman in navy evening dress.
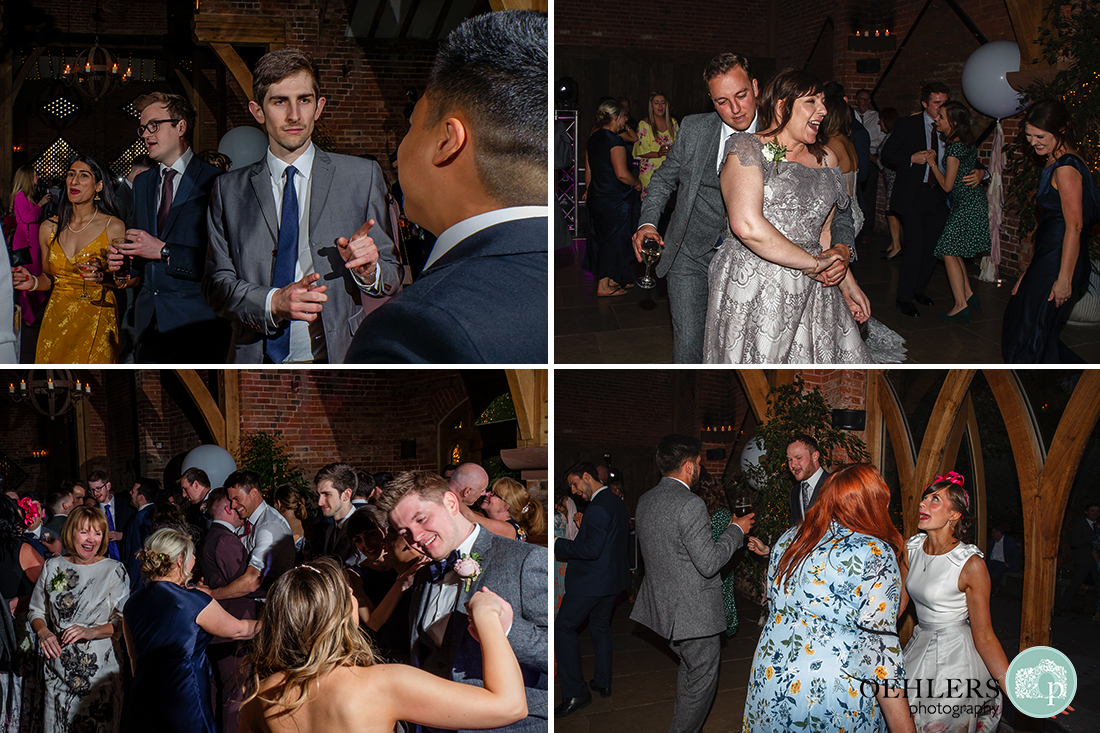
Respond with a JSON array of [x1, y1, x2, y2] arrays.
[[583, 99, 642, 296], [1002, 99, 1100, 362], [122, 527, 258, 733]]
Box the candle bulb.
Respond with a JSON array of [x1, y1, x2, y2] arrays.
[[8, 383, 13, 397], [885, 29, 890, 36], [85, 384, 92, 396], [20, 379, 26, 391], [875, 29, 881, 37], [48, 378, 54, 390], [111, 62, 119, 75]]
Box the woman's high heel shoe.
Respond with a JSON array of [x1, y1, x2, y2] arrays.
[[967, 293, 981, 313], [939, 307, 972, 325]]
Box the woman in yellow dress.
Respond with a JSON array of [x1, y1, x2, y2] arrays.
[[633, 91, 679, 195], [13, 156, 124, 363]]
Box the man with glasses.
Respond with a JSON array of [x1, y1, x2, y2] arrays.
[[87, 470, 134, 561], [107, 92, 229, 362]]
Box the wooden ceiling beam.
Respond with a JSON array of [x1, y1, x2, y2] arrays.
[[488, 0, 548, 10], [1003, 0, 1046, 70], [193, 15, 286, 46], [209, 43, 255, 103]]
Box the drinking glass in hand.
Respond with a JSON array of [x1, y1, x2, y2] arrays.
[[76, 253, 102, 299], [638, 236, 661, 289], [733, 496, 753, 518], [110, 237, 132, 285]]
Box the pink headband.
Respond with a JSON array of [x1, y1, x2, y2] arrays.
[[929, 471, 969, 508]]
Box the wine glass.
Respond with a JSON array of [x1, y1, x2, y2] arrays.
[[638, 236, 661, 289], [110, 236, 132, 286], [76, 253, 102, 299]]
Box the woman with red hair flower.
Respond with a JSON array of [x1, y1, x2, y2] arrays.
[[899, 473, 1009, 732]]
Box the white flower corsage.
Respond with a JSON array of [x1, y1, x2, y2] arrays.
[[455, 553, 482, 592], [762, 139, 788, 173], [49, 568, 69, 593]]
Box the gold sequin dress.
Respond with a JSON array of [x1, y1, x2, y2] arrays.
[[35, 225, 119, 363]]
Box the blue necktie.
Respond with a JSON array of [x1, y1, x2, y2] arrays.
[[103, 504, 120, 561], [267, 165, 299, 363], [428, 549, 459, 582]]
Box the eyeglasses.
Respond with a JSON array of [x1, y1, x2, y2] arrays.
[[138, 118, 181, 136]]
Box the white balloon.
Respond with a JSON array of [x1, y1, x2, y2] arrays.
[[961, 41, 1024, 119], [218, 126, 269, 170], [182, 445, 237, 490], [740, 440, 767, 489]]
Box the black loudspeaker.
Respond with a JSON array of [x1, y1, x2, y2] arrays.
[[706, 448, 727, 461], [832, 409, 866, 431], [401, 439, 417, 459], [856, 58, 881, 74]]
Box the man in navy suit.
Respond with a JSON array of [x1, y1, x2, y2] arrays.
[[880, 82, 977, 316], [108, 92, 229, 362], [345, 11, 548, 364], [88, 470, 134, 562], [122, 477, 160, 590], [554, 461, 630, 717]]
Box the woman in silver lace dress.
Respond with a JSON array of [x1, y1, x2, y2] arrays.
[[703, 69, 871, 364]]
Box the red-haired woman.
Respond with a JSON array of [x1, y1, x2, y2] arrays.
[[743, 464, 915, 733], [899, 473, 1007, 732]]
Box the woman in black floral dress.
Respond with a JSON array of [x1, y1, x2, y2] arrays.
[[28, 506, 129, 733]]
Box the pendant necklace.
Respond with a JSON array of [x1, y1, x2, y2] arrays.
[[922, 538, 958, 572]]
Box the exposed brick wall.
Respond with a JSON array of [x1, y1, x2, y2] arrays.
[[13, 1, 439, 186], [236, 369, 471, 477]]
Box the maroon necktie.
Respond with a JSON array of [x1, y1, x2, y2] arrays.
[[243, 519, 253, 537], [157, 169, 178, 235]]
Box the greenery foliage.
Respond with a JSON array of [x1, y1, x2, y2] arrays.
[[1006, 0, 1100, 263], [477, 392, 518, 424], [236, 429, 311, 504], [734, 376, 871, 600]]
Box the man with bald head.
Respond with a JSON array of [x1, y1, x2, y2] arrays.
[[448, 462, 517, 539]]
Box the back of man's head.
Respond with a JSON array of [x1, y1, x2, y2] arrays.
[[135, 477, 162, 506], [656, 434, 702, 476], [424, 10, 547, 207]]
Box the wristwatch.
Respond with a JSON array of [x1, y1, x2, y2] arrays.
[[160, 244, 171, 264]]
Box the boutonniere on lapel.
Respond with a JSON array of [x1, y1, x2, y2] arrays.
[[762, 139, 788, 174], [455, 553, 483, 592]]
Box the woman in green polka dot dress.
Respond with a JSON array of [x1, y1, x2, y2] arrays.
[[925, 101, 991, 324]]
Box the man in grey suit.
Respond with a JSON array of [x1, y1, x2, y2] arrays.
[[381, 470, 547, 733], [631, 53, 859, 363], [631, 435, 757, 733], [787, 433, 827, 526], [205, 48, 401, 363]]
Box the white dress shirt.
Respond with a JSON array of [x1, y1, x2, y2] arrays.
[[857, 109, 884, 151], [423, 523, 482, 647], [422, 206, 548, 271], [240, 500, 294, 592], [156, 147, 194, 213]]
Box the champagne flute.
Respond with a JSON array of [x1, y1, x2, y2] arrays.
[[638, 236, 661, 289]]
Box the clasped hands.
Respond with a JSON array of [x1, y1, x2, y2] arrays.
[[38, 625, 97, 658], [802, 248, 849, 286], [914, 150, 984, 187], [270, 219, 380, 323]]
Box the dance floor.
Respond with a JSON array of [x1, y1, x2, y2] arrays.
[[553, 582, 1100, 732], [554, 229, 1100, 365]]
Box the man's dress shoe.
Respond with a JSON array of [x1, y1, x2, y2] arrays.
[[555, 692, 593, 717], [589, 678, 612, 698], [895, 300, 920, 317]]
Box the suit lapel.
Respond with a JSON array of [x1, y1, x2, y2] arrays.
[[308, 149, 334, 239], [249, 162, 280, 246]]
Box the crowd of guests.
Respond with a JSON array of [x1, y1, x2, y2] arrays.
[[553, 433, 1029, 733], [1, 10, 549, 365], [575, 48, 1100, 364], [0, 458, 548, 733]]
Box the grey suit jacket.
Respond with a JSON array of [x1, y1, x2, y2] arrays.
[[204, 149, 401, 363], [641, 112, 857, 278], [410, 530, 548, 733], [631, 476, 743, 642]]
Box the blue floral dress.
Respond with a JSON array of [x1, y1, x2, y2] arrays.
[[743, 522, 905, 732]]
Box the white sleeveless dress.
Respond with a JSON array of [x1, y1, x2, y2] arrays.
[[903, 534, 1002, 733]]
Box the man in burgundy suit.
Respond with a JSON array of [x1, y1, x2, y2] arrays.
[[199, 488, 254, 733]]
